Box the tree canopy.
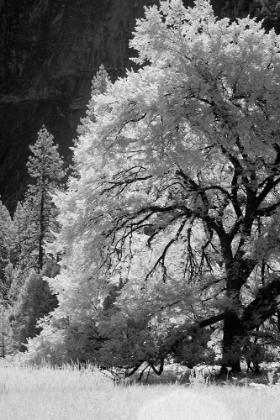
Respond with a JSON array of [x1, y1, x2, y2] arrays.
[[24, 0, 280, 375]]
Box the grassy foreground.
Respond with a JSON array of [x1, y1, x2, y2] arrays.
[[0, 363, 280, 420]]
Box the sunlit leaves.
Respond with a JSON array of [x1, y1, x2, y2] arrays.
[[25, 1, 280, 370]]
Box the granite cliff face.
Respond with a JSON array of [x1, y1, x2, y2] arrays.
[[0, 0, 158, 210], [1, 0, 280, 210]]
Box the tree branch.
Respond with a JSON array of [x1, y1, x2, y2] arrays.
[[241, 278, 280, 331]]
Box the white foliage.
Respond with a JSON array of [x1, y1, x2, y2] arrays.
[[30, 0, 280, 367]]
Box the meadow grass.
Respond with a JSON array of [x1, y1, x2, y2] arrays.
[[0, 362, 280, 420]]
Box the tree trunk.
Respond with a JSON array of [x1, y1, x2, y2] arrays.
[[219, 311, 244, 375], [219, 253, 250, 375], [38, 187, 45, 271]]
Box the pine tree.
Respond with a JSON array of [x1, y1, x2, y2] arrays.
[[9, 263, 59, 352], [77, 64, 112, 137], [7, 127, 66, 352], [8, 202, 31, 300], [22, 126, 65, 272], [0, 199, 14, 305]]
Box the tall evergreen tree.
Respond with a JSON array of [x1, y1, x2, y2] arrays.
[[22, 126, 65, 272], [0, 199, 14, 305], [7, 127, 65, 352], [77, 64, 112, 137], [9, 263, 59, 352]]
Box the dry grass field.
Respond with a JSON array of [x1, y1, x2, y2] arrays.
[[0, 362, 280, 420]]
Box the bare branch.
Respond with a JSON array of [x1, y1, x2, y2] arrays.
[[145, 219, 188, 282]]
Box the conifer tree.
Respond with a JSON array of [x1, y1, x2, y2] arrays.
[[8, 202, 31, 300], [0, 303, 9, 357], [22, 126, 65, 272], [7, 128, 65, 352], [9, 263, 59, 352], [0, 200, 14, 305], [78, 64, 112, 137]]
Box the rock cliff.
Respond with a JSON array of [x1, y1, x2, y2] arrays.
[[1, 0, 280, 210]]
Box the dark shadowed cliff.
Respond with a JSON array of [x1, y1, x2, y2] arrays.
[[1, 0, 280, 211]]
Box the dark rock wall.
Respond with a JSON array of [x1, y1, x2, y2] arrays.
[[1, 0, 280, 211]]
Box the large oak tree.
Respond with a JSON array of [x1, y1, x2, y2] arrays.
[[26, 0, 280, 374]]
